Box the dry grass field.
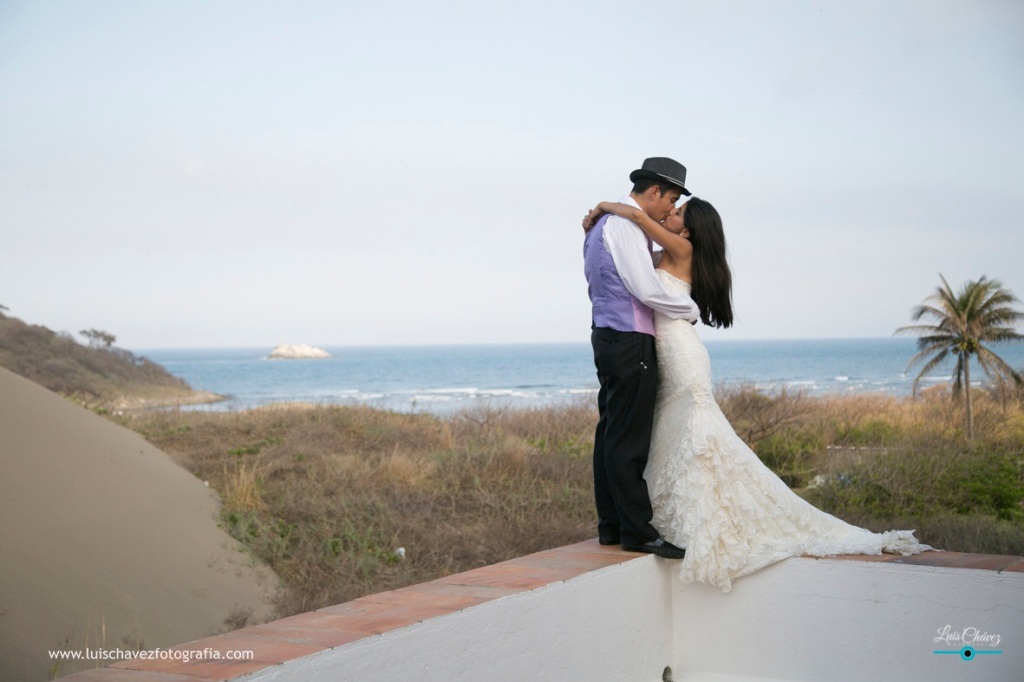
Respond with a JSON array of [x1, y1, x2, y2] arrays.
[[112, 382, 1024, 621]]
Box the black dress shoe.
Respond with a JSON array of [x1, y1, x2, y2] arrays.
[[598, 535, 620, 546], [621, 537, 686, 560]]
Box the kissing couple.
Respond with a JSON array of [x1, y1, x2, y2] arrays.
[[582, 157, 931, 592]]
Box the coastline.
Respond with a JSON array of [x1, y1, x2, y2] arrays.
[[130, 339, 1024, 416]]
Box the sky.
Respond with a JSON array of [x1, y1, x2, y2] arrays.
[[1, 0, 1022, 349]]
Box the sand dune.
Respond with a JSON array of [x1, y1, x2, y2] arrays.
[[0, 368, 278, 681]]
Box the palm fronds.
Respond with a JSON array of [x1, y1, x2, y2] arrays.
[[895, 275, 1024, 440]]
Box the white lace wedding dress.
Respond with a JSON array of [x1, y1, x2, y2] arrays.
[[645, 270, 931, 592]]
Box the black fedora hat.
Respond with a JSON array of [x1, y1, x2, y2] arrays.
[[629, 157, 691, 196]]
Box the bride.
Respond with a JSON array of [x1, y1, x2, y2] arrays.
[[584, 198, 932, 592]]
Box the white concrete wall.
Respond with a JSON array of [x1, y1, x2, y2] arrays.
[[248, 557, 676, 682], [671, 558, 1023, 681], [247, 557, 1024, 682]]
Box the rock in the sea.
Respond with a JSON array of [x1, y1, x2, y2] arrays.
[[268, 344, 331, 359]]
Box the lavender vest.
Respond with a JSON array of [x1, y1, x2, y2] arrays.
[[583, 215, 655, 336]]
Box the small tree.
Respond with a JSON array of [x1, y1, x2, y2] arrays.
[[896, 275, 1024, 441], [80, 328, 117, 349]]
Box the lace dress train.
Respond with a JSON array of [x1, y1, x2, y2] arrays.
[[645, 270, 931, 592]]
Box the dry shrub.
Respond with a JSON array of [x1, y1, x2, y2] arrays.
[[371, 448, 437, 489], [911, 514, 1024, 555], [222, 461, 266, 513], [815, 393, 898, 442], [985, 373, 1024, 411], [450, 400, 596, 457], [716, 384, 814, 447]]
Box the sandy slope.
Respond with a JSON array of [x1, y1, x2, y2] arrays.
[[0, 368, 278, 681]]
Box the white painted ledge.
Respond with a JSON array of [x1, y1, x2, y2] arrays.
[[242, 555, 1023, 682]]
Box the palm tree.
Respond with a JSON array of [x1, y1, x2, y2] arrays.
[[896, 275, 1024, 441]]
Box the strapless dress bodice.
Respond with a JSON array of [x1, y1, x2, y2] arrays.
[[655, 268, 691, 296]]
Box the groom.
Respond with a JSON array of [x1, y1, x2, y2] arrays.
[[583, 157, 699, 559]]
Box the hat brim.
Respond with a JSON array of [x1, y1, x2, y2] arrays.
[[629, 169, 691, 196]]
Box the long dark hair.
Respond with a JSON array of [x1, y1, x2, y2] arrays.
[[686, 197, 733, 328]]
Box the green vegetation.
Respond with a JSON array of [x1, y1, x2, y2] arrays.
[[113, 383, 1024, 621], [0, 310, 220, 409], [897, 275, 1024, 440]]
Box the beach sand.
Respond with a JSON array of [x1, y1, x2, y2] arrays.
[[0, 367, 278, 681]]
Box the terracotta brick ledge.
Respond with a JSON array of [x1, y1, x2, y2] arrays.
[[60, 541, 1024, 681]]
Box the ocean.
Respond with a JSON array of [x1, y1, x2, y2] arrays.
[[138, 338, 1024, 415]]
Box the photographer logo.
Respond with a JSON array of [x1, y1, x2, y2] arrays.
[[932, 625, 1003, 662]]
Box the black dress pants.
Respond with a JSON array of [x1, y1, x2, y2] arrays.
[[591, 326, 659, 546]]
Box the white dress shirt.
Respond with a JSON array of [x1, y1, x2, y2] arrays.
[[602, 196, 700, 322]]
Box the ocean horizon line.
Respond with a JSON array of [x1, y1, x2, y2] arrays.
[[133, 336, 931, 353]]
